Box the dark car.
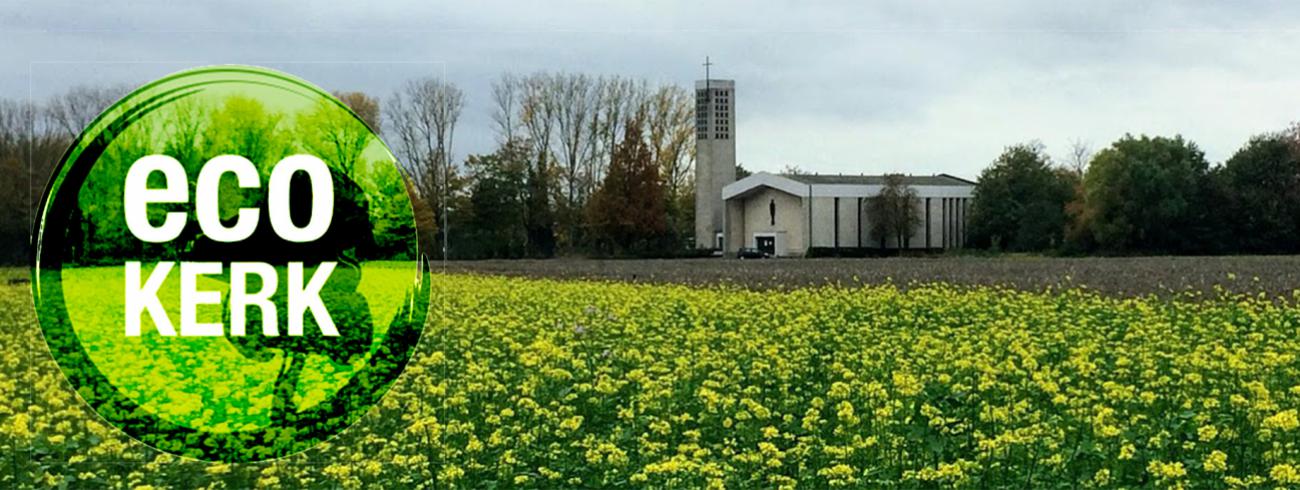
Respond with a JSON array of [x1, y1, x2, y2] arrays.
[[736, 247, 771, 259]]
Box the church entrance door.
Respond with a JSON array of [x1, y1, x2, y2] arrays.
[[756, 236, 776, 256]]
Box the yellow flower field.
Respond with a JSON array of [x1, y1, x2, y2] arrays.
[[3, 269, 1300, 488]]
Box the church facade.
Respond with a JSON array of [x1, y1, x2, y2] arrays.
[[692, 76, 977, 256], [721, 172, 975, 257]]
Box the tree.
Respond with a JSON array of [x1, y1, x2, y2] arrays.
[[517, 75, 560, 257], [736, 163, 752, 179], [587, 117, 668, 254], [44, 84, 131, 137], [590, 76, 649, 199], [968, 143, 1077, 252], [0, 98, 49, 264], [464, 140, 531, 258], [490, 72, 686, 252], [490, 74, 520, 144], [1081, 134, 1212, 254], [552, 73, 597, 248], [867, 174, 921, 249], [202, 95, 286, 168], [222, 171, 375, 425], [1215, 131, 1300, 253], [1063, 139, 1092, 177], [525, 146, 557, 257], [298, 98, 371, 179], [333, 91, 381, 132], [387, 77, 464, 260], [646, 85, 695, 244]]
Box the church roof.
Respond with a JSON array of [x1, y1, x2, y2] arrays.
[[722, 172, 976, 201], [779, 173, 976, 187]]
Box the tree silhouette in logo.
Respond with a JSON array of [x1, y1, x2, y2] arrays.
[[204, 168, 378, 425]]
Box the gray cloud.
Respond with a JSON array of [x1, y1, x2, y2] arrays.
[[5, 1, 1300, 178]]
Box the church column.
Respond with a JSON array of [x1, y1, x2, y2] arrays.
[[833, 197, 840, 249], [942, 198, 949, 249], [857, 197, 863, 248], [947, 198, 954, 249], [925, 197, 931, 250], [959, 198, 966, 249], [955, 198, 961, 249]]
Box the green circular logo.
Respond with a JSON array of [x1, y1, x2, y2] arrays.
[[31, 65, 429, 462]]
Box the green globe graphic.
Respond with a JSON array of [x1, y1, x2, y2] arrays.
[[31, 65, 429, 462]]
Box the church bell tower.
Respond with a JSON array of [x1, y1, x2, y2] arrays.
[[694, 58, 736, 250]]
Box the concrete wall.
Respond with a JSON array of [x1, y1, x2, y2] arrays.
[[921, 198, 940, 249], [834, 198, 861, 248], [736, 188, 804, 256], [929, 197, 971, 249], [725, 200, 745, 253], [693, 80, 737, 248], [808, 196, 836, 248], [722, 179, 975, 254]]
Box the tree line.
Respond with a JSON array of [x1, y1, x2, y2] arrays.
[[0, 72, 696, 264], [966, 128, 1300, 255], [7, 74, 1294, 262]]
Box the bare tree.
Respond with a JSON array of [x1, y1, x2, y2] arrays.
[[44, 85, 131, 138], [0, 98, 34, 153], [645, 84, 695, 239], [491, 71, 689, 249], [519, 73, 558, 162], [490, 74, 520, 144], [647, 84, 694, 200], [0, 99, 36, 263], [552, 73, 597, 241], [588, 76, 647, 197], [781, 164, 808, 175], [387, 77, 464, 260], [1066, 139, 1092, 177], [868, 174, 922, 249], [1, 97, 72, 263]]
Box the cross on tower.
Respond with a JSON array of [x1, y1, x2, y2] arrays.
[[703, 56, 713, 84]]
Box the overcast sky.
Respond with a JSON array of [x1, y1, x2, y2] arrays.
[[5, 1, 1300, 179]]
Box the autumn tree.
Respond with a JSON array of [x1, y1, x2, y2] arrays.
[[491, 72, 689, 252], [333, 91, 381, 132], [587, 117, 668, 254], [646, 84, 695, 243]]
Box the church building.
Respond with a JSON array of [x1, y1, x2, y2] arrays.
[[693, 76, 977, 257]]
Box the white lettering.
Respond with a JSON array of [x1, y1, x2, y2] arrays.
[[288, 262, 337, 336], [125, 261, 176, 336], [124, 155, 188, 242]]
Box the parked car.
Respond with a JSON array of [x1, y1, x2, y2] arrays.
[[736, 247, 771, 259]]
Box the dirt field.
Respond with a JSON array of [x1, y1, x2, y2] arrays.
[[437, 255, 1300, 298]]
